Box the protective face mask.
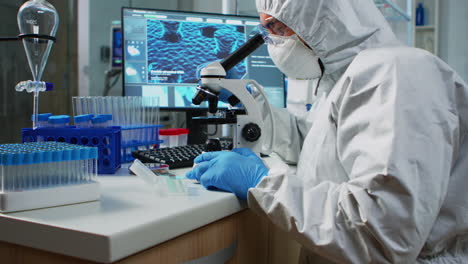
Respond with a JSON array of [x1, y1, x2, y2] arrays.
[[267, 34, 322, 80]]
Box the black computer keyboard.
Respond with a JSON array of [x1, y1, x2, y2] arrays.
[[132, 139, 233, 169]]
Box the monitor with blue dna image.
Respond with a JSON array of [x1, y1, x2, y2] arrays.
[[122, 7, 286, 110]]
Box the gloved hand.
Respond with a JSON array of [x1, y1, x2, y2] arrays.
[[186, 148, 269, 200]]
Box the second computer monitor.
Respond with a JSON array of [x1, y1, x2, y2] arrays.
[[122, 8, 285, 109], [111, 22, 123, 69]]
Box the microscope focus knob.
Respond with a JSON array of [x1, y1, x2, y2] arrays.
[[242, 123, 261, 142], [205, 138, 222, 152]]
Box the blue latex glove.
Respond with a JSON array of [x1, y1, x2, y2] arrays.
[[186, 148, 269, 200]]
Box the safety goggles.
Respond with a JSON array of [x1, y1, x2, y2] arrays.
[[257, 17, 291, 45]]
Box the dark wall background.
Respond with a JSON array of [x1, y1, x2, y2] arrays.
[[0, 0, 78, 143]]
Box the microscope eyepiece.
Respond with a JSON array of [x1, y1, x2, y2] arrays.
[[220, 33, 265, 72]]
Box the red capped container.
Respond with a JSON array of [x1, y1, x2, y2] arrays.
[[159, 128, 189, 148]]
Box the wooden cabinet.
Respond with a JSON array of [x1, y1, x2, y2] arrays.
[[0, 210, 303, 264]]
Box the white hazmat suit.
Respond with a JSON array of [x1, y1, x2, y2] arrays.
[[248, 0, 468, 263]]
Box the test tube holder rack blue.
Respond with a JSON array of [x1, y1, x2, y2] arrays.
[[22, 126, 122, 174]]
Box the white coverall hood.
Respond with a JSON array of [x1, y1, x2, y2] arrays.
[[257, 0, 399, 77], [249, 0, 468, 263]]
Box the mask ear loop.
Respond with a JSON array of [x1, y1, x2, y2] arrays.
[[314, 59, 325, 96]]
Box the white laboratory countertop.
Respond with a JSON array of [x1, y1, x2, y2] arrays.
[[0, 165, 245, 263]]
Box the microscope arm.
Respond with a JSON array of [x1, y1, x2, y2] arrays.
[[218, 79, 275, 154], [193, 33, 265, 107], [192, 33, 276, 154]]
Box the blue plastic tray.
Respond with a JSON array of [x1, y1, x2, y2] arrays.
[[22, 126, 122, 174]]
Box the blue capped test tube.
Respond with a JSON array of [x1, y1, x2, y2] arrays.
[[97, 114, 113, 124], [31, 113, 52, 128], [48, 115, 71, 128], [0, 142, 98, 192], [74, 114, 93, 128], [92, 115, 112, 128]]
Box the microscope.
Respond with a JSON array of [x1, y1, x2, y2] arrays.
[[191, 33, 274, 154]]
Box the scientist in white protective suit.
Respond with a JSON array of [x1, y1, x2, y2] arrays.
[[186, 0, 468, 263]]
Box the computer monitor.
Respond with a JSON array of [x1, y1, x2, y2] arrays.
[[110, 22, 123, 69], [122, 8, 285, 110]]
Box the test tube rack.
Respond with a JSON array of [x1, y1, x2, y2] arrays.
[[120, 124, 163, 162], [72, 96, 162, 163], [0, 142, 100, 213], [22, 126, 122, 174]]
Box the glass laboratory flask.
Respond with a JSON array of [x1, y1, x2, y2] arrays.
[[17, 0, 59, 82]]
